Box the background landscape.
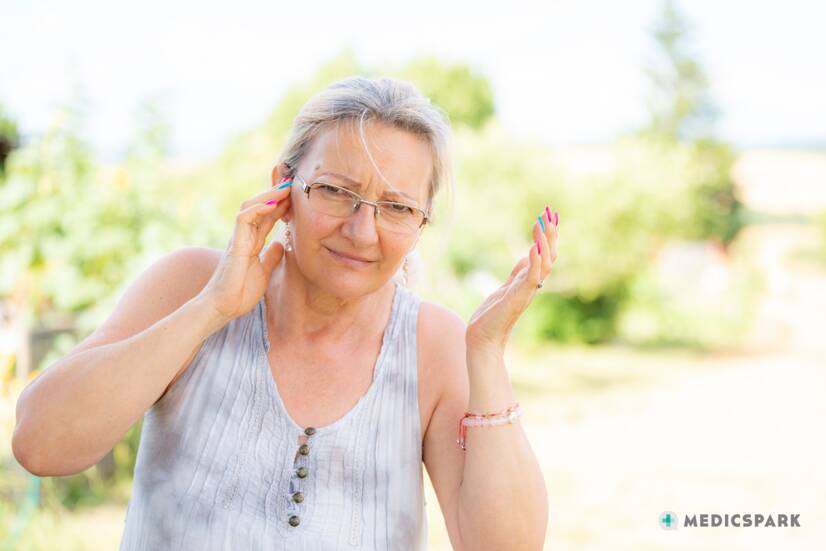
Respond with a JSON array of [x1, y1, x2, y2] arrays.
[[1, 1, 825, 548]]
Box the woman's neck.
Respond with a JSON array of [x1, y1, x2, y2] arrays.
[[266, 251, 392, 344]]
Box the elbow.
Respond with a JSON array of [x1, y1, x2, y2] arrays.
[[12, 426, 92, 477], [12, 425, 49, 477], [12, 388, 47, 476]]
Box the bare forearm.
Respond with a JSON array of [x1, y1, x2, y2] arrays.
[[457, 347, 548, 550], [12, 296, 224, 476]]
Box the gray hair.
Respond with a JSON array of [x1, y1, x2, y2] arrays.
[[276, 75, 455, 221]]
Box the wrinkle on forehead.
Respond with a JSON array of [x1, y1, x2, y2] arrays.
[[317, 117, 428, 206]]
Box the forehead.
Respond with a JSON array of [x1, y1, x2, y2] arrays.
[[305, 120, 432, 203]]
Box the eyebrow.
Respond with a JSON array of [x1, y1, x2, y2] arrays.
[[316, 171, 418, 203]]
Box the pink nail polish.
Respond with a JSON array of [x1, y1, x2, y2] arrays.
[[265, 199, 279, 205], [536, 239, 541, 255], [554, 211, 559, 226], [545, 206, 552, 223]]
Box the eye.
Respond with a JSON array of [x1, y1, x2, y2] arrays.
[[385, 202, 415, 214], [317, 183, 347, 195]]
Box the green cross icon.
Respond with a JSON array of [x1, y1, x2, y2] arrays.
[[659, 511, 678, 530]]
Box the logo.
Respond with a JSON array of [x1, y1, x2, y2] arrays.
[[659, 511, 678, 530], [659, 511, 801, 529]]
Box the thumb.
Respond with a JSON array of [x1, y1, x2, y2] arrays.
[[506, 256, 530, 285], [261, 241, 285, 278]]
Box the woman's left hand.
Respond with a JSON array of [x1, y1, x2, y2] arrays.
[[466, 207, 559, 353]]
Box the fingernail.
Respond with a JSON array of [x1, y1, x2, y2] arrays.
[[545, 206, 552, 223], [537, 215, 545, 232], [276, 180, 293, 190], [265, 199, 279, 205], [554, 211, 559, 226], [280, 176, 290, 183], [536, 239, 541, 255]]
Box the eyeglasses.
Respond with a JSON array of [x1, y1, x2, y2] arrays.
[[296, 174, 429, 234]]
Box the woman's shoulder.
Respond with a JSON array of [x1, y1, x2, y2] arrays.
[[416, 299, 466, 359], [169, 245, 222, 268], [151, 246, 223, 300]]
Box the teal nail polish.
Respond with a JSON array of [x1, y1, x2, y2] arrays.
[[538, 215, 545, 232], [276, 180, 293, 190]]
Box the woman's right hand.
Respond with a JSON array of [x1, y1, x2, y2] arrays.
[[197, 181, 293, 326]]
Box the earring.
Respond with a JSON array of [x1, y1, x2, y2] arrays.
[[402, 255, 410, 287], [284, 223, 294, 252]]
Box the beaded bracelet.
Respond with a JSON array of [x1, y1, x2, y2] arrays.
[[456, 402, 523, 450]]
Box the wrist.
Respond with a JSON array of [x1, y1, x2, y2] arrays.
[[466, 338, 506, 365], [466, 327, 508, 357], [189, 294, 232, 336]]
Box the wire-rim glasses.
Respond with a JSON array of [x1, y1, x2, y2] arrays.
[[295, 174, 429, 234]]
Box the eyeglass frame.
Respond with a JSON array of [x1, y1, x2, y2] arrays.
[[294, 174, 430, 232]]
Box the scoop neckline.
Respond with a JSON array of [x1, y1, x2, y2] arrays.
[[256, 282, 404, 437]]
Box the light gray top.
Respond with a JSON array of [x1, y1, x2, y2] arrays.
[[119, 282, 427, 550]]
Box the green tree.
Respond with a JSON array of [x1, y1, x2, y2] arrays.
[[392, 57, 495, 131], [643, 0, 717, 142], [641, 0, 743, 247]]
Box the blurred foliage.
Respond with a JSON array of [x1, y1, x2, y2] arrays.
[[0, 104, 20, 177], [389, 57, 495, 131], [642, 0, 717, 142], [419, 124, 755, 345], [0, 99, 223, 334], [639, 0, 744, 248], [0, 37, 757, 519], [804, 210, 826, 269]]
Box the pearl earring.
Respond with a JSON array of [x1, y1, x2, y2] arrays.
[[284, 223, 294, 252]]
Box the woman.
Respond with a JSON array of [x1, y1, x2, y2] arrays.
[[13, 76, 556, 550]]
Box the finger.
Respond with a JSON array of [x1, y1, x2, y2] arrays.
[[232, 200, 289, 254], [547, 206, 559, 263], [506, 256, 530, 286], [256, 195, 291, 245], [519, 237, 542, 294], [533, 219, 552, 278], [261, 240, 285, 277], [239, 179, 294, 210]]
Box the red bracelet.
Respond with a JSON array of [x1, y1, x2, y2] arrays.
[[456, 402, 522, 450]]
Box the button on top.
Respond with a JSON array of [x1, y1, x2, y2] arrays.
[[296, 466, 308, 478], [292, 491, 304, 503], [298, 444, 310, 456], [304, 427, 316, 436], [289, 515, 300, 527]]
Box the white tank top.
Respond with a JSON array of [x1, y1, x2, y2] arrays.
[[119, 282, 427, 550]]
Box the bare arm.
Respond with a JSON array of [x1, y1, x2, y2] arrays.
[[11, 247, 224, 476], [12, 173, 294, 477], [424, 210, 557, 550]]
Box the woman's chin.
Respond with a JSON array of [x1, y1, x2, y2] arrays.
[[315, 272, 386, 299]]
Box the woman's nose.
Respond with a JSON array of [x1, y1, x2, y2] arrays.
[[341, 202, 380, 244]]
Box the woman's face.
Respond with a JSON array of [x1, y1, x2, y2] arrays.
[[277, 121, 433, 298]]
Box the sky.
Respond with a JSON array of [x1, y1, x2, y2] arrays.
[[2, 0, 825, 162]]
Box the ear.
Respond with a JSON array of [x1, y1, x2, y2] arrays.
[[271, 162, 291, 187], [271, 162, 294, 223]]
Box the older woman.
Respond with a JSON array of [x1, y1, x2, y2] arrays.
[[13, 76, 557, 550]]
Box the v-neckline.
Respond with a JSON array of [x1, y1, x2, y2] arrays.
[[256, 282, 403, 437]]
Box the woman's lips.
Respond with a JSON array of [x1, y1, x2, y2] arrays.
[[325, 247, 376, 267]]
